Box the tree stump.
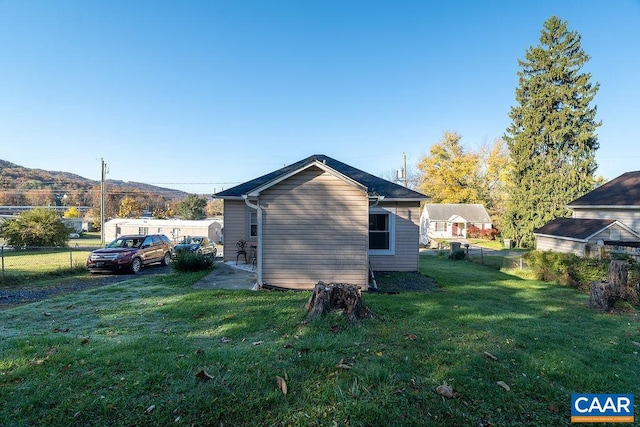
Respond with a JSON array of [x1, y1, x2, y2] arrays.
[[305, 282, 374, 321], [589, 260, 629, 310]]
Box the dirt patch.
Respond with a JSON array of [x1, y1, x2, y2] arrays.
[[371, 271, 438, 293]]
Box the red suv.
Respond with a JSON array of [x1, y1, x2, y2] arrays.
[[87, 234, 173, 274]]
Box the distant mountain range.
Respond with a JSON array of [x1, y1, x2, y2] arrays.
[[0, 159, 188, 203]]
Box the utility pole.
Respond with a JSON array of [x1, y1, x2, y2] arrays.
[[100, 158, 107, 246]]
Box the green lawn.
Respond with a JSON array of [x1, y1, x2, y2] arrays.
[[1, 257, 638, 426], [0, 248, 91, 287], [0, 249, 91, 272]]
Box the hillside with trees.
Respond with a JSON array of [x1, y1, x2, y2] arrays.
[[0, 159, 189, 219]]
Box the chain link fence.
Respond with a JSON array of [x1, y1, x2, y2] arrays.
[[0, 245, 100, 283]]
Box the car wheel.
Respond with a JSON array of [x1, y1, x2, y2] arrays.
[[130, 257, 142, 274], [162, 252, 171, 266]]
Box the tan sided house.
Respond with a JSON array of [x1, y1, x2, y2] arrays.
[[215, 154, 429, 290]]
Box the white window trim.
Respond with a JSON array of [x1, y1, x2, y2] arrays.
[[248, 208, 258, 239], [369, 207, 396, 256]]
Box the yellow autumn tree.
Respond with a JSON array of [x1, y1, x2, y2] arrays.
[[63, 206, 81, 218], [417, 131, 483, 204], [118, 196, 141, 218], [206, 199, 223, 217]]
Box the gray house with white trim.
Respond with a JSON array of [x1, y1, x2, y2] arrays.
[[215, 154, 429, 290]]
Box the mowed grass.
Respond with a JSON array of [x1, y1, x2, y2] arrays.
[[0, 249, 91, 273], [1, 257, 639, 426]]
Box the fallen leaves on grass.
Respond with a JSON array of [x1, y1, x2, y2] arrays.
[[435, 384, 455, 398], [404, 334, 417, 340], [53, 327, 70, 333], [276, 376, 287, 395], [221, 337, 231, 344], [336, 358, 353, 369], [483, 351, 498, 361], [80, 337, 90, 345], [195, 370, 214, 381], [252, 340, 263, 346], [144, 405, 155, 414], [496, 381, 510, 391]]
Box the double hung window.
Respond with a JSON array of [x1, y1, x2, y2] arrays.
[[369, 208, 395, 255]]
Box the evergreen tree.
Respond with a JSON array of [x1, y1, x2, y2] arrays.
[[502, 16, 600, 248], [176, 194, 207, 220]]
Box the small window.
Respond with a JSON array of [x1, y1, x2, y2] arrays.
[[369, 214, 389, 249], [138, 227, 149, 235], [249, 210, 257, 238], [369, 208, 395, 255]]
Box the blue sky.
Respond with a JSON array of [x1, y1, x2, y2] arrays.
[[1, 0, 639, 194]]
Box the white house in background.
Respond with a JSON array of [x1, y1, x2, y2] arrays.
[[104, 218, 223, 244], [419, 203, 492, 244]]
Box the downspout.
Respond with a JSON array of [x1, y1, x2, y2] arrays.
[[243, 195, 263, 287], [367, 193, 384, 290]]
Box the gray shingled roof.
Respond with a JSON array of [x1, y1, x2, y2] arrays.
[[533, 218, 616, 240], [423, 204, 491, 222], [569, 171, 640, 207], [215, 154, 428, 200]]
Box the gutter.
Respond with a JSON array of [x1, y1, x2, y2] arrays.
[[242, 195, 263, 287], [367, 192, 385, 290]]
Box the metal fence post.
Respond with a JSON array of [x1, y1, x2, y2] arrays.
[[69, 247, 73, 268], [1, 245, 4, 280]]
